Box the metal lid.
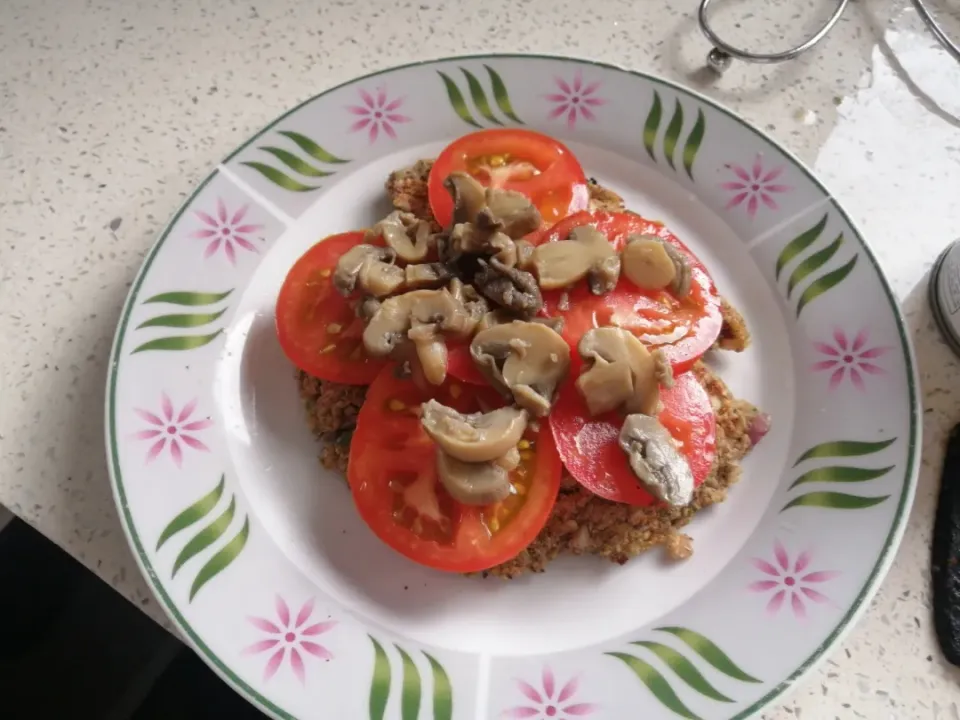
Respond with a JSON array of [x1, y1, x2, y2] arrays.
[[928, 240, 960, 358]]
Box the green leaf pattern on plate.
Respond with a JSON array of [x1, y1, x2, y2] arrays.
[[609, 626, 759, 719], [438, 66, 523, 128], [366, 638, 453, 720], [641, 92, 705, 180], [155, 476, 250, 601], [241, 130, 350, 193], [782, 438, 895, 512], [775, 214, 859, 316], [132, 289, 232, 354]]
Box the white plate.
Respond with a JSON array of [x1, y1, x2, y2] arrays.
[[106, 55, 919, 719]]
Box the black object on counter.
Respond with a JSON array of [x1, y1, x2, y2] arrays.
[[933, 423, 960, 666]]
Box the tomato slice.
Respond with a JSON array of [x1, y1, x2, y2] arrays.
[[428, 129, 589, 231], [348, 367, 562, 572], [549, 371, 716, 506], [446, 343, 486, 385], [275, 232, 387, 385], [541, 211, 722, 374]]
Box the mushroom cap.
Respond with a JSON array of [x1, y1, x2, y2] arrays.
[[577, 327, 659, 416], [450, 222, 518, 267], [367, 211, 435, 264], [479, 188, 542, 240], [623, 233, 691, 297], [444, 172, 487, 226], [420, 399, 528, 463], [435, 450, 512, 506], [470, 320, 571, 417], [532, 225, 620, 292], [621, 234, 677, 291], [362, 288, 475, 358], [333, 244, 399, 297], [618, 413, 694, 506]]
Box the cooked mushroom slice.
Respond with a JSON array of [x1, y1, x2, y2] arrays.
[[575, 360, 634, 417], [436, 450, 512, 506], [532, 225, 621, 295], [366, 210, 435, 263], [515, 239, 535, 270], [444, 172, 487, 225], [358, 258, 405, 297], [420, 399, 528, 463], [449, 222, 518, 266], [474, 258, 544, 317], [475, 309, 564, 335], [334, 244, 401, 297], [357, 296, 381, 321], [576, 327, 662, 415], [446, 278, 490, 323], [478, 188, 542, 239], [408, 322, 449, 385], [403, 262, 453, 290], [618, 413, 694, 507], [622, 234, 691, 297], [470, 321, 571, 416], [362, 288, 478, 361]]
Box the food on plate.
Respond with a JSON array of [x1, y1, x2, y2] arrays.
[[278, 129, 769, 576]]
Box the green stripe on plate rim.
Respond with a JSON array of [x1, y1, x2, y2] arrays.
[[105, 54, 920, 720]]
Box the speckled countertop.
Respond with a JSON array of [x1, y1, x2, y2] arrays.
[[2, 0, 960, 716]]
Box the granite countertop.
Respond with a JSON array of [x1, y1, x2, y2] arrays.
[[2, 0, 960, 716]]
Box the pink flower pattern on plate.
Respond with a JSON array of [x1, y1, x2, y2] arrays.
[[721, 154, 790, 218], [133, 394, 212, 467], [503, 666, 597, 719], [749, 541, 839, 618], [545, 71, 606, 129], [191, 198, 264, 264], [813, 328, 889, 391], [244, 596, 336, 684], [346, 86, 411, 143]]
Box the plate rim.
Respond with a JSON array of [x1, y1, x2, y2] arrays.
[[103, 52, 921, 719]]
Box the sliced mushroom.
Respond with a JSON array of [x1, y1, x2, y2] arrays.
[[515, 239, 535, 270], [532, 225, 621, 295], [575, 360, 634, 417], [444, 172, 487, 226], [473, 258, 543, 317], [362, 288, 479, 368], [357, 296, 381, 321], [477, 188, 542, 239], [408, 322, 449, 385], [449, 222, 518, 266], [618, 413, 694, 507], [476, 308, 565, 335], [366, 210, 435, 263], [358, 258, 405, 297], [470, 321, 571, 416], [622, 234, 691, 297], [420, 399, 528, 463], [576, 327, 663, 416], [435, 450, 512, 505], [334, 244, 401, 297], [403, 262, 453, 290]]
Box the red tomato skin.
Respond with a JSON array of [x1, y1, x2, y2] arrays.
[[348, 367, 562, 573], [540, 211, 722, 373], [427, 129, 589, 230], [549, 371, 716, 506], [275, 231, 387, 385]]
